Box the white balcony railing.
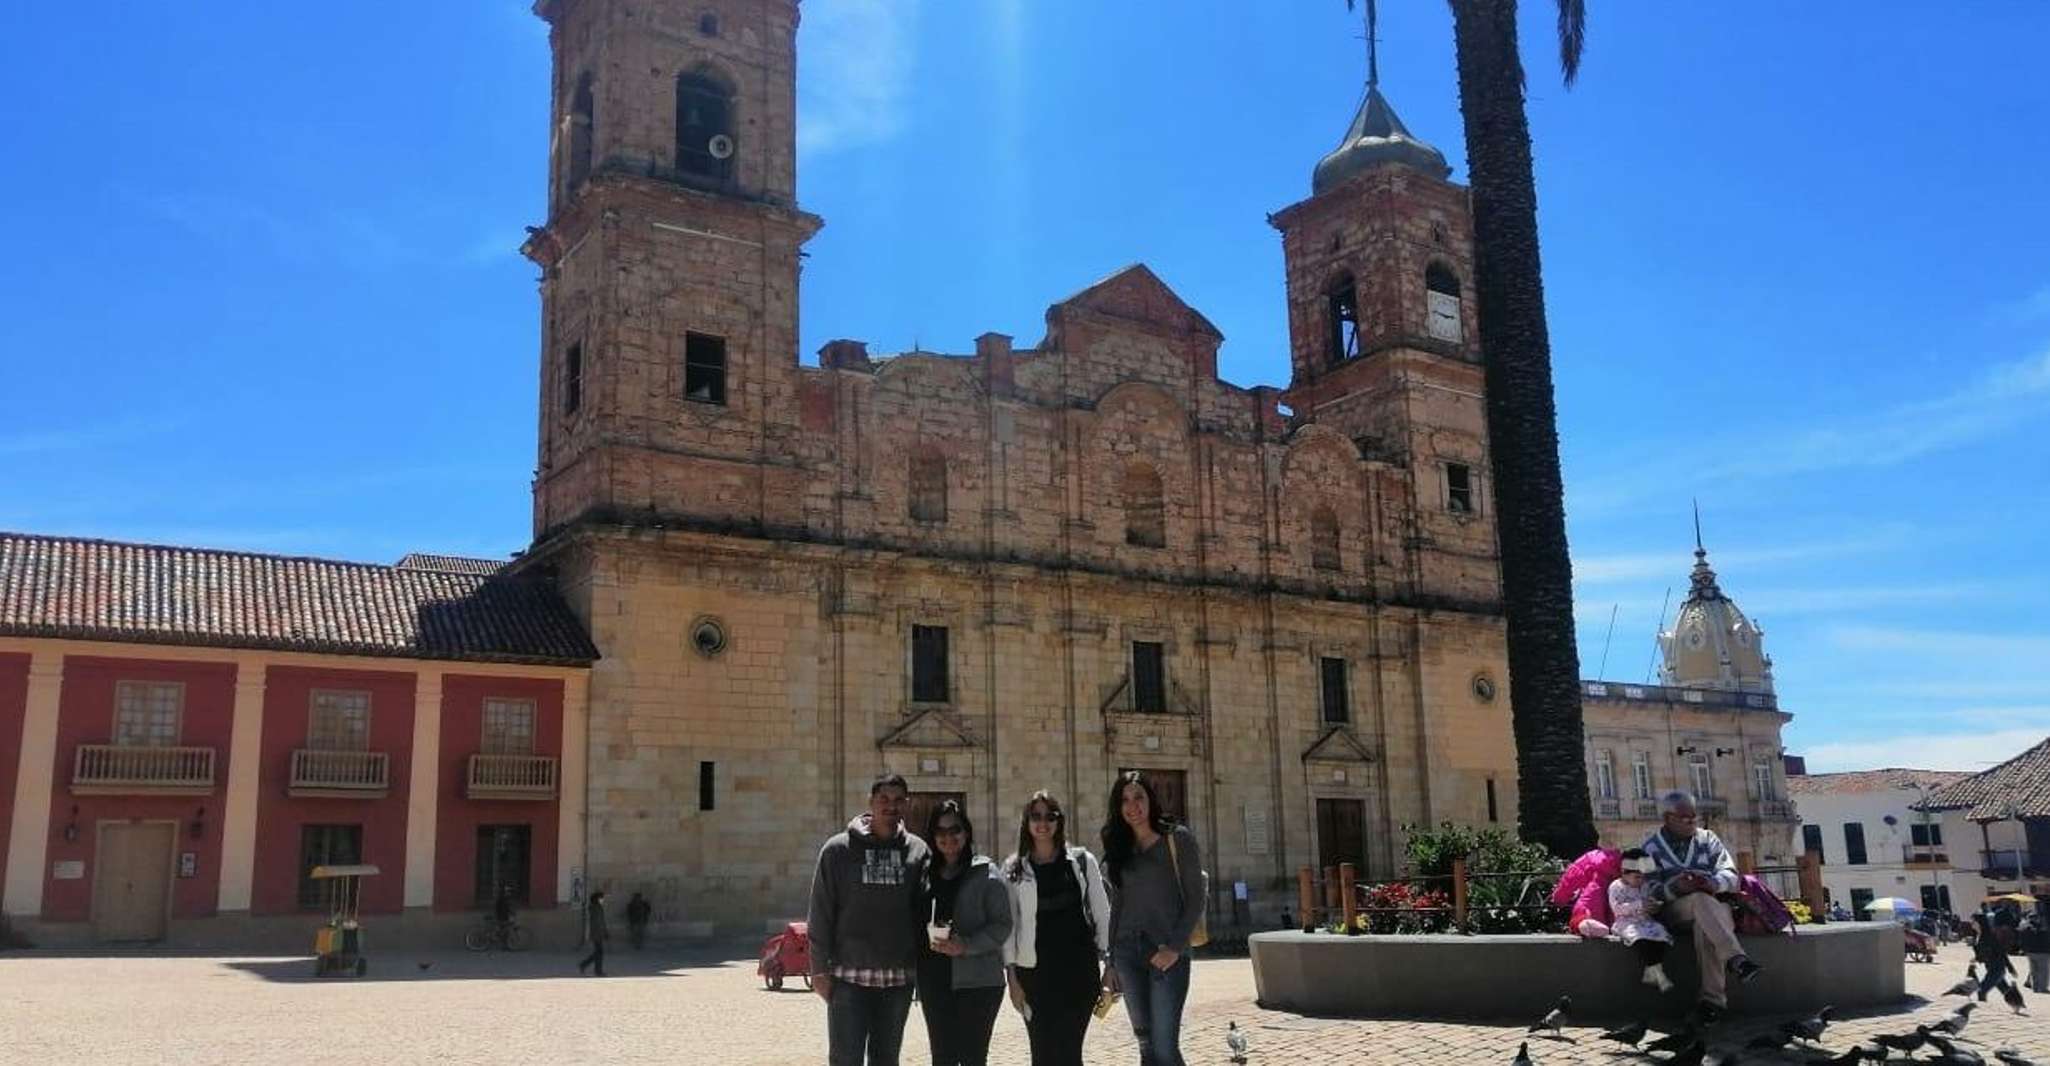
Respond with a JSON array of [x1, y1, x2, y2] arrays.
[[72, 744, 215, 794], [1595, 798, 1622, 819], [466, 753, 558, 800], [1758, 799, 1795, 819], [289, 749, 390, 797]]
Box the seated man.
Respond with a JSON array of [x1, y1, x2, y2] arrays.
[[1641, 790, 1761, 1022]]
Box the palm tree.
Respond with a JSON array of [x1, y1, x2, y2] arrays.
[[1349, 0, 1595, 857]]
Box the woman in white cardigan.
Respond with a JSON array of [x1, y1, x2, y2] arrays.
[[1002, 790, 1112, 1066]]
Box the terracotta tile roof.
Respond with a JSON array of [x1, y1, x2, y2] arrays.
[[0, 532, 596, 667], [1922, 736, 2050, 821], [393, 553, 507, 576], [1785, 768, 1972, 795]]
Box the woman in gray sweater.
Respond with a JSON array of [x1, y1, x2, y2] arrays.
[[916, 800, 1014, 1066], [1100, 771, 1204, 1066]]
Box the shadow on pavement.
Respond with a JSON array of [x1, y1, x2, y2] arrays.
[[0, 941, 769, 985]]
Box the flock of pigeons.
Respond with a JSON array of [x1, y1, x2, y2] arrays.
[[1502, 958, 2039, 1066]]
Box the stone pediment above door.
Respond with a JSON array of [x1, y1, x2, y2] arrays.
[[879, 707, 982, 751], [1302, 726, 1376, 764]]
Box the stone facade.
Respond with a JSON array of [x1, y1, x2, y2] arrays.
[[514, 0, 1520, 934]]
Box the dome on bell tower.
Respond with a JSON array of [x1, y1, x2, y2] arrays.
[[1657, 539, 1775, 694], [1311, 85, 1453, 194]]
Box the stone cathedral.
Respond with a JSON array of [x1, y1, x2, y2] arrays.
[[515, 0, 1521, 934]]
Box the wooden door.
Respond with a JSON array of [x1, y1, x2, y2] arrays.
[[903, 791, 967, 844], [1316, 798, 1367, 875], [1119, 768, 1188, 827], [93, 822, 173, 942]]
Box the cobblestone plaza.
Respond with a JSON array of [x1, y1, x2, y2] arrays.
[[2, 943, 2041, 1065]]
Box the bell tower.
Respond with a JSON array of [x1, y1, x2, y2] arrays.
[[1272, 18, 1497, 607], [525, 0, 821, 538]]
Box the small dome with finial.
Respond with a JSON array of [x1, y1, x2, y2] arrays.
[[1312, 85, 1453, 193], [1657, 510, 1774, 694]]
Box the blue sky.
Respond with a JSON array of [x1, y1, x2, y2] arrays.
[[4, 3, 2046, 773]]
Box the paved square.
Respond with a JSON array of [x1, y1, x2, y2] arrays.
[[0, 942, 2040, 1064]]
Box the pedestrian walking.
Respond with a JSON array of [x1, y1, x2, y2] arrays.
[[2023, 915, 2050, 993], [1976, 905, 2018, 1001], [1101, 771, 1205, 1066], [808, 771, 932, 1066], [578, 890, 609, 976], [1002, 790, 1112, 1066], [626, 891, 652, 950], [916, 800, 1013, 1066]]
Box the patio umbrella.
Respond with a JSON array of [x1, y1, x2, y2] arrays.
[[1864, 897, 1921, 913], [1986, 892, 2037, 903]]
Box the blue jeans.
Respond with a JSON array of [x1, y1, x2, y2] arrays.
[[827, 980, 913, 1066], [1111, 935, 1191, 1066]]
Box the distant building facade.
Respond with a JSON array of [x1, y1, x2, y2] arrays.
[[1922, 736, 2050, 906], [1579, 543, 1797, 868], [1783, 768, 1970, 916]]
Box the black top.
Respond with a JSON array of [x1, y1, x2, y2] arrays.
[[1032, 856, 1093, 963], [930, 864, 968, 926], [918, 863, 971, 987]]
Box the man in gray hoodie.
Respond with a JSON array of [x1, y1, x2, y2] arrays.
[[809, 772, 931, 1066]]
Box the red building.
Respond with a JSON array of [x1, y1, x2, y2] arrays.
[[0, 534, 595, 946]]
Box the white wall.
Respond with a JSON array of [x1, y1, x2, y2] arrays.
[[1789, 784, 1962, 914]]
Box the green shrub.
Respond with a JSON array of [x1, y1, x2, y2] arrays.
[[1401, 822, 1565, 934]]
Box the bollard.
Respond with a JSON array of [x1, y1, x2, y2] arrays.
[[1798, 851, 1826, 921], [1297, 866, 1316, 932], [1737, 850, 1756, 876], [1339, 863, 1358, 935], [1451, 858, 1469, 931]]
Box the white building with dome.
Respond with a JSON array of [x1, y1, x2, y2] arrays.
[[1579, 538, 1797, 878]]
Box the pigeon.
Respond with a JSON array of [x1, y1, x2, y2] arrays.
[[1823, 1048, 1871, 1064], [1930, 1001, 1977, 1036], [1527, 995, 1572, 1037], [1644, 1027, 1701, 1055], [1947, 963, 1983, 996], [2000, 979, 2028, 1015], [1926, 1033, 1987, 1066], [1598, 1021, 1649, 1047], [1995, 1050, 2042, 1066], [1788, 1004, 1836, 1043], [1226, 1020, 1248, 1064], [1872, 1029, 1929, 1055], [1511, 1040, 1534, 1066]]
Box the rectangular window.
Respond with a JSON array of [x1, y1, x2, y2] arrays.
[[1595, 750, 1617, 800], [698, 761, 716, 812], [1446, 463, 1474, 514], [482, 698, 537, 755], [1319, 657, 1349, 725], [475, 824, 532, 906], [1843, 822, 1869, 866], [1631, 751, 1653, 800], [113, 681, 182, 747], [308, 690, 370, 752], [1802, 823, 1826, 864], [298, 824, 363, 910], [1849, 886, 1874, 920], [1485, 778, 1499, 823], [563, 342, 583, 415], [1750, 758, 1775, 799], [683, 331, 727, 405], [1131, 641, 1166, 713], [1688, 753, 1713, 799], [911, 624, 950, 703], [1910, 823, 1945, 847]]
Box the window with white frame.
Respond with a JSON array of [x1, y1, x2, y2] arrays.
[[1631, 750, 1653, 800], [114, 681, 182, 747], [482, 698, 537, 755], [1688, 752, 1714, 799], [1594, 749, 1617, 800], [1750, 757, 1775, 800], [308, 690, 371, 751]]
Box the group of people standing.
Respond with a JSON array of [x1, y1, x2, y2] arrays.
[[807, 770, 1206, 1066]]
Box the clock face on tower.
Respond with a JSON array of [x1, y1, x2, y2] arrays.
[[1426, 291, 1462, 343]]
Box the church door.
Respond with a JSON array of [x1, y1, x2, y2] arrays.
[[1316, 798, 1367, 875]]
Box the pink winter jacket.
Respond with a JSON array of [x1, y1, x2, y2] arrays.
[[1552, 848, 1621, 936]]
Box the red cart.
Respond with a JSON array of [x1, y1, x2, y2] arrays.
[[759, 921, 813, 990]]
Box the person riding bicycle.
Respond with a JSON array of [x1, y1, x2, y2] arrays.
[[493, 886, 516, 933]]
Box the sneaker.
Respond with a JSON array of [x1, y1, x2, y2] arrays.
[[1646, 964, 1675, 993], [1730, 957, 1763, 984]]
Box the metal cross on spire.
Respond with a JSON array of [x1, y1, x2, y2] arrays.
[[1692, 498, 1705, 555], [1364, 0, 1380, 88]]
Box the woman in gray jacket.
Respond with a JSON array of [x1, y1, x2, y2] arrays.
[[917, 800, 1015, 1066]]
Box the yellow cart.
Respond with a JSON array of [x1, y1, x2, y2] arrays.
[[310, 864, 380, 977]]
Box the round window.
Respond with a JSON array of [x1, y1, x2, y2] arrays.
[[690, 617, 728, 658], [1472, 674, 1496, 703]]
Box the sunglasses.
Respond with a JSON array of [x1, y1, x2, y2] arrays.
[[1028, 810, 1062, 823]]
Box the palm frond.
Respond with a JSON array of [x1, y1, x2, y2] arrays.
[[1556, 0, 1587, 87]]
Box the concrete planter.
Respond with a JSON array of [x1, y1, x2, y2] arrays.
[[1250, 923, 1904, 1020]]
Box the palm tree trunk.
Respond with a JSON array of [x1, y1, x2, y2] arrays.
[[1447, 0, 1596, 857]]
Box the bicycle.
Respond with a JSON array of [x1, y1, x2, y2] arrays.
[[464, 917, 532, 952]]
